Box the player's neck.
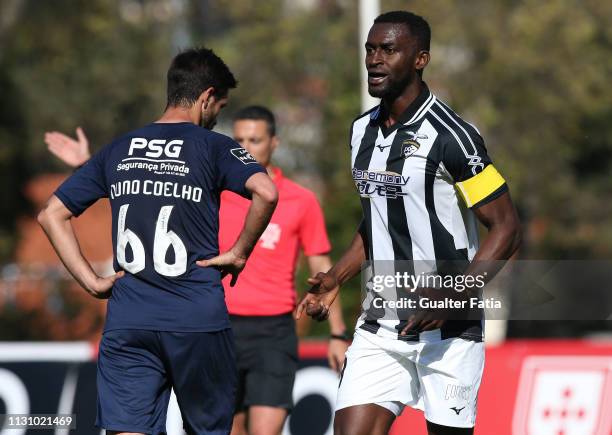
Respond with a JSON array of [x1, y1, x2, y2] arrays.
[[382, 78, 424, 127], [156, 106, 197, 125]]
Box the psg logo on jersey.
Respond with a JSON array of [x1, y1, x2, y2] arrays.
[[400, 131, 427, 159]]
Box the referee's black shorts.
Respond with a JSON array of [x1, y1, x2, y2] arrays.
[[230, 312, 298, 412]]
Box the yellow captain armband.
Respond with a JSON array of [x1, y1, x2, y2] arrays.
[[455, 164, 506, 208]]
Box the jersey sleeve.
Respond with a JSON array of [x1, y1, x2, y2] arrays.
[[442, 125, 507, 208], [213, 137, 266, 198], [54, 147, 108, 216], [299, 191, 331, 256]]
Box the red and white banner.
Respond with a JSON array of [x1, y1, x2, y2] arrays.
[[513, 356, 612, 435]]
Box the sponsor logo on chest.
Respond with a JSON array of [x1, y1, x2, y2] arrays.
[[352, 168, 409, 199]]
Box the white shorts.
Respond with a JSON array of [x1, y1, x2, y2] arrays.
[[335, 329, 485, 428]]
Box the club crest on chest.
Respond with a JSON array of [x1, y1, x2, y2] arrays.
[[400, 131, 428, 159]]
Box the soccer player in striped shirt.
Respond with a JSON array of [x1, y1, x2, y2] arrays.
[[297, 11, 521, 435]]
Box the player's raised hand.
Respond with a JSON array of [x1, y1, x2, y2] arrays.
[[295, 272, 339, 322], [196, 250, 247, 287], [45, 127, 91, 168], [87, 270, 125, 299]]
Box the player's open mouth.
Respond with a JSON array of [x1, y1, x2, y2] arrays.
[[368, 72, 387, 86]]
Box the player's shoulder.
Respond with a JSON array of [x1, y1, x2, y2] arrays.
[[428, 98, 483, 144], [108, 122, 218, 143], [97, 126, 151, 157], [351, 105, 380, 128], [349, 105, 381, 148], [105, 125, 150, 148], [108, 123, 240, 164], [172, 125, 241, 160], [170, 124, 236, 147]]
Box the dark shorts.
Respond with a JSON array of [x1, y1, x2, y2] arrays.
[[231, 313, 298, 412], [96, 329, 236, 435]]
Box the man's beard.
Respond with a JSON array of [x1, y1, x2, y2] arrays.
[[369, 70, 415, 99], [200, 111, 217, 130]]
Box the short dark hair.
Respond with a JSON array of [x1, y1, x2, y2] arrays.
[[233, 105, 276, 137], [374, 11, 431, 52], [166, 47, 237, 108]]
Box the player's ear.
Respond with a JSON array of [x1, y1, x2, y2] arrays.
[[415, 50, 430, 73], [198, 87, 215, 110], [271, 135, 279, 152]]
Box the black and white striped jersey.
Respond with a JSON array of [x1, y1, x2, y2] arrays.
[[350, 84, 507, 342]]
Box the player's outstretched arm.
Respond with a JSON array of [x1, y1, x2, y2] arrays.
[[197, 172, 278, 286], [44, 127, 91, 168], [295, 226, 366, 322], [37, 196, 124, 298]]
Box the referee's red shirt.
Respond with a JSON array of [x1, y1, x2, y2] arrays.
[[219, 167, 331, 316]]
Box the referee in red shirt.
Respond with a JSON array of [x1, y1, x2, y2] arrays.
[[221, 106, 347, 435], [45, 106, 349, 435]]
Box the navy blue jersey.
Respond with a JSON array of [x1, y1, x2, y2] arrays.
[[55, 122, 266, 332]]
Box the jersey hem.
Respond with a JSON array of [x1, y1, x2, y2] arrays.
[[422, 413, 476, 429], [102, 324, 231, 333], [335, 399, 408, 416], [357, 323, 483, 343]]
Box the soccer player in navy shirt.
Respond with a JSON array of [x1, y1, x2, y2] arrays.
[[37, 48, 278, 435]]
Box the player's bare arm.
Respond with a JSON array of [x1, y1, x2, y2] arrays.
[[296, 224, 366, 321], [37, 195, 124, 298], [404, 191, 521, 333], [470, 191, 522, 262], [197, 172, 278, 285], [306, 254, 349, 372]]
